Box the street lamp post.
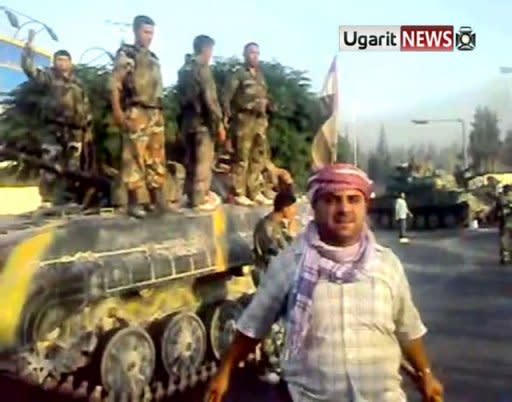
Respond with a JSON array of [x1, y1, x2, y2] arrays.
[[0, 6, 58, 41], [13, 20, 58, 42], [411, 118, 467, 169]]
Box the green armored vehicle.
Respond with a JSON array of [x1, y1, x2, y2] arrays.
[[0, 148, 311, 401], [369, 164, 470, 229]]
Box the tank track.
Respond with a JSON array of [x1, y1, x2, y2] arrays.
[[4, 285, 266, 401]]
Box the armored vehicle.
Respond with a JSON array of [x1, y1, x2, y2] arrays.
[[369, 164, 470, 229], [0, 150, 311, 400]]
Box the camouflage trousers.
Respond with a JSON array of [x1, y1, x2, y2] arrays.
[[122, 107, 167, 199], [231, 113, 269, 199], [183, 126, 214, 207], [39, 123, 93, 204], [500, 225, 512, 261]]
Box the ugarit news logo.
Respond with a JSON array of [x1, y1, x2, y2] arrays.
[[339, 25, 475, 52]]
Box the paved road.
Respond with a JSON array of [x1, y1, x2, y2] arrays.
[[1, 228, 511, 401]]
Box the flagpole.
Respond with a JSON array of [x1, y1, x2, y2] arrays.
[[352, 103, 358, 166], [333, 54, 339, 164]]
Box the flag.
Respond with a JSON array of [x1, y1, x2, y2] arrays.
[[311, 56, 339, 170]]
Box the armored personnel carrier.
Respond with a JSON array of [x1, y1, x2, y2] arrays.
[[369, 164, 470, 229], [0, 150, 311, 400]]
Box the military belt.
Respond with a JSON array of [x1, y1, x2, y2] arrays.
[[126, 102, 163, 110], [238, 109, 266, 118]]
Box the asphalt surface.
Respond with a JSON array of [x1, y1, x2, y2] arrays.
[[1, 227, 511, 401]]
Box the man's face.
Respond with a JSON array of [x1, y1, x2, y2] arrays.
[[202, 45, 213, 63], [313, 189, 367, 246], [244, 45, 260, 67], [54, 56, 72, 74], [136, 24, 154, 48], [282, 202, 297, 221]]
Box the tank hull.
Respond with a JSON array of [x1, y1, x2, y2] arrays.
[[0, 200, 311, 398]]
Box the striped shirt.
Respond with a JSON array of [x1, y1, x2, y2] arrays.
[[237, 234, 426, 401]]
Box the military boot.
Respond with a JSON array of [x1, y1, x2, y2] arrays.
[[150, 187, 171, 214], [127, 190, 146, 219]]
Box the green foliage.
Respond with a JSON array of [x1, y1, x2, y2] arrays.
[[337, 135, 353, 163], [469, 106, 501, 173], [0, 58, 322, 189]]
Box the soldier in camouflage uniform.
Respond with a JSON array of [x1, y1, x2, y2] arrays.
[[176, 35, 225, 210], [497, 184, 512, 264], [21, 40, 94, 205], [252, 190, 298, 384], [222, 42, 274, 207], [111, 15, 173, 218]]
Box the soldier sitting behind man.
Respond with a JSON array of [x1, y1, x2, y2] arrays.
[[176, 35, 225, 211], [253, 189, 298, 285], [111, 15, 170, 218], [222, 42, 275, 207], [21, 37, 94, 206]]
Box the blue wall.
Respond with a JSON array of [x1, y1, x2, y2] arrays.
[[0, 38, 51, 93]]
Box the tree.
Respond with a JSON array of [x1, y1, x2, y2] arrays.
[[499, 129, 512, 168], [337, 134, 352, 163], [367, 124, 392, 182], [0, 58, 324, 189], [469, 106, 501, 173]]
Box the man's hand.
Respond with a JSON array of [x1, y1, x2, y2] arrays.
[[420, 371, 444, 402], [204, 366, 230, 402], [277, 168, 293, 185], [24, 29, 36, 52]]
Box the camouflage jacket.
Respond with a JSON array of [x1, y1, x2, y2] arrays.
[[253, 213, 293, 269], [112, 44, 163, 109], [176, 56, 222, 132], [21, 48, 92, 128], [222, 64, 269, 117]]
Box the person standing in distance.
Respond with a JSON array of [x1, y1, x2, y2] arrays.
[[395, 192, 413, 243], [111, 15, 168, 218]]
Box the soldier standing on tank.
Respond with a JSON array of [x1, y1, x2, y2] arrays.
[[222, 42, 275, 207], [21, 33, 94, 206], [176, 35, 225, 211], [111, 15, 169, 218]]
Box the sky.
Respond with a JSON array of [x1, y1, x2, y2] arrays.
[[2, 0, 512, 148]]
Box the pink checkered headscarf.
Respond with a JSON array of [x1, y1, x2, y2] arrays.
[[307, 163, 373, 203]]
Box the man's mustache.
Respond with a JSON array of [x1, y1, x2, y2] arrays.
[[333, 212, 355, 223]]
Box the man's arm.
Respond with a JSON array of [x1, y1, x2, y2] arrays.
[[197, 65, 223, 131], [221, 69, 240, 120], [393, 257, 429, 369], [21, 45, 52, 85], [110, 48, 132, 128]]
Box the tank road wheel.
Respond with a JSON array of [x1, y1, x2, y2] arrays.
[[161, 312, 207, 377], [443, 213, 457, 228], [413, 214, 426, 230], [207, 300, 244, 360], [378, 213, 392, 229], [427, 213, 440, 229], [100, 326, 155, 400]]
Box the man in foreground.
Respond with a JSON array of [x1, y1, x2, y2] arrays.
[[206, 163, 443, 402]]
